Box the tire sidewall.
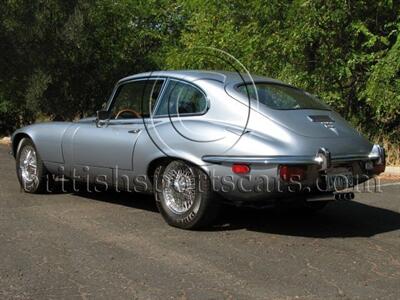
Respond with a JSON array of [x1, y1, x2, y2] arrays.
[[16, 138, 45, 193], [154, 161, 213, 229]]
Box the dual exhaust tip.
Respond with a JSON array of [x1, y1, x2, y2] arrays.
[[307, 191, 355, 202], [334, 192, 355, 201]]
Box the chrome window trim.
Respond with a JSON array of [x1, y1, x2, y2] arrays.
[[106, 77, 167, 118], [153, 78, 210, 118], [234, 82, 331, 111]]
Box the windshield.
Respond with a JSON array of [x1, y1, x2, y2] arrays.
[[237, 83, 330, 110]]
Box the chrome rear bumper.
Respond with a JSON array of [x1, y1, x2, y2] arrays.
[[202, 145, 385, 171]]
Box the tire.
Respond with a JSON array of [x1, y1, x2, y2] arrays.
[[154, 160, 220, 229], [16, 138, 52, 193]]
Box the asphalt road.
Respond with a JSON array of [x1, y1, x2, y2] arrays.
[[1, 145, 400, 299]]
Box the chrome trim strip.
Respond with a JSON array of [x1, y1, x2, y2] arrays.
[[202, 155, 321, 165], [331, 155, 372, 162], [202, 153, 375, 165]]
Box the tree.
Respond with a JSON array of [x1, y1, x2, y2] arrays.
[[0, 0, 399, 155], [164, 0, 399, 146]]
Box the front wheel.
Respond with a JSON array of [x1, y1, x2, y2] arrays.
[[154, 160, 219, 229], [16, 138, 51, 193]]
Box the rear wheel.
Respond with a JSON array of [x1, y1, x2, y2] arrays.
[[16, 138, 52, 193], [154, 160, 219, 229]]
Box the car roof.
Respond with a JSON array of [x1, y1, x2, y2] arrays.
[[118, 70, 286, 86]]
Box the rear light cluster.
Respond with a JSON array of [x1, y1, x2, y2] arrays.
[[279, 165, 306, 182], [231, 164, 308, 180], [373, 162, 386, 175], [232, 164, 251, 174]]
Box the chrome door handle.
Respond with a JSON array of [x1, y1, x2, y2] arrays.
[[128, 129, 141, 134]]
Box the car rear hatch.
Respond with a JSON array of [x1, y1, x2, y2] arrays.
[[263, 109, 359, 139]]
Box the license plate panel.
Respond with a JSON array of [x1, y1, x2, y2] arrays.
[[326, 172, 353, 191]]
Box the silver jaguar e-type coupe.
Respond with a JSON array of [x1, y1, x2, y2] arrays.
[[11, 70, 386, 229]]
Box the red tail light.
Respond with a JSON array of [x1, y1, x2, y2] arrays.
[[232, 164, 250, 174], [279, 165, 306, 181], [373, 162, 386, 175]]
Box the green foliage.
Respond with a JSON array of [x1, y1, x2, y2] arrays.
[[0, 0, 399, 147], [164, 0, 399, 144], [364, 30, 400, 137], [0, 0, 180, 131]]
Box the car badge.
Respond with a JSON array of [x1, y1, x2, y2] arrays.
[[322, 122, 339, 135]]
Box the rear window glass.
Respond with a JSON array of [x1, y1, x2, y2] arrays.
[[237, 83, 329, 110]]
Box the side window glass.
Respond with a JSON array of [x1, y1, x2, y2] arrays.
[[110, 79, 163, 119], [155, 80, 207, 116]]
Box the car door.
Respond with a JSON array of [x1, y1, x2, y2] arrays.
[[65, 78, 165, 188]]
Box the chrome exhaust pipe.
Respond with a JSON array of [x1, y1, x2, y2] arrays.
[[334, 192, 354, 201], [306, 192, 355, 202], [306, 194, 335, 202]]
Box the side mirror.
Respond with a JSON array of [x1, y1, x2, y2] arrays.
[[97, 110, 109, 120], [96, 110, 109, 127]]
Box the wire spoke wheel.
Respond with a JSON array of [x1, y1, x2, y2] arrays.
[[162, 161, 196, 214], [19, 145, 39, 189], [16, 138, 50, 193], [154, 160, 220, 229]]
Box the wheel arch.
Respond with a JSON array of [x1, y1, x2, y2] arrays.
[[146, 155, 210, 185], [12, 133, 33, 157], [147, 157, 170, 184]]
